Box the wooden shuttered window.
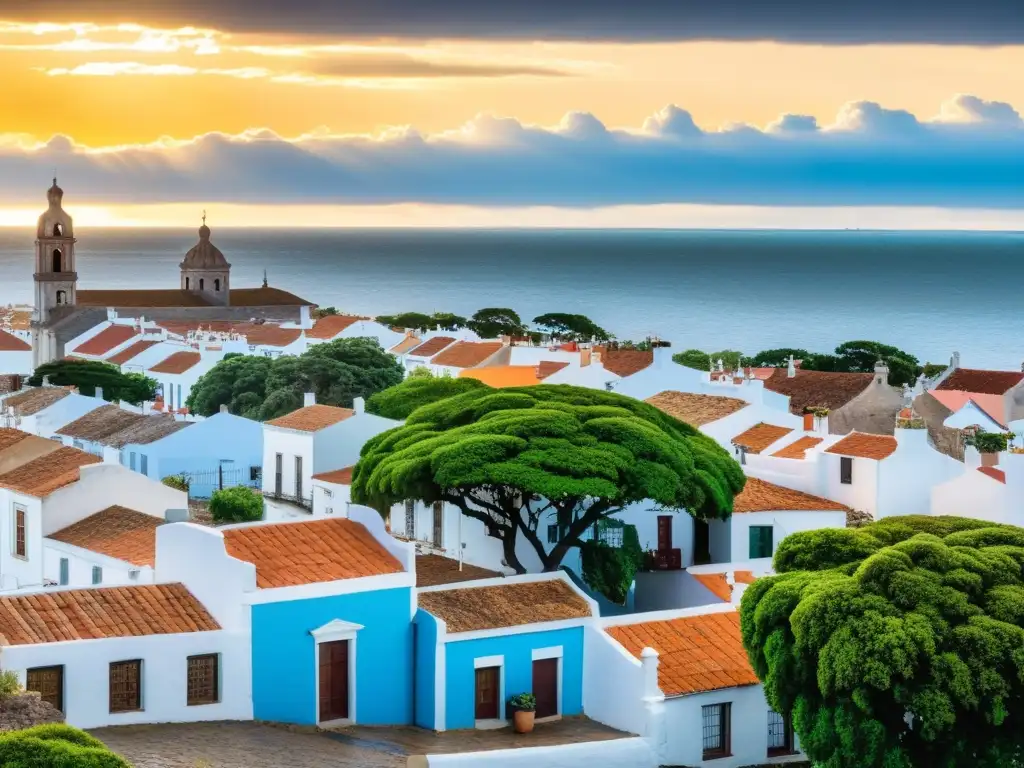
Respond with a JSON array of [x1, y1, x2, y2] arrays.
[[840, 456, 853, 484], [187, 654, 219, 706], [109, 659, 142, 713], [14, 506, 26, 558]]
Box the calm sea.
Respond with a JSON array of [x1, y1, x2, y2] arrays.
[[0, 228, 1021, 370]]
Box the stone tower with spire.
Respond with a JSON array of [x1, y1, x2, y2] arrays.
[[180, 212, 231, 306], [31, 178, 79, 366]]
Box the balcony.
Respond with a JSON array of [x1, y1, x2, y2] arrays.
[[262, 489, 313, 513]]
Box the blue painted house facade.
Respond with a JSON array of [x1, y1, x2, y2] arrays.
[[414, 573, 597, 731]]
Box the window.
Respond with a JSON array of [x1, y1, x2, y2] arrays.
[[140, 454, 148, 475], [749, 526, 774, 559], [187, 654, 219, 706], [274, 453, 283, 495], [51, 249, 61, 272], [214, 279, 221, 292], [432, 501, 444, 547], [14, 506, 26, 558], [840, 456, 853, 485], [295, 455, 303, 499], [109, 660, 142, 713], [53, 223, 63, 236], [59, 558, 69, 586], [405, 500, 416, 538], [250, 465, 262, 482], [767, 711, 795, 757], [129, 452, 136, 471], [27, 666, 63, 712], [185, 276, 190, 289], [199, 278, 205, 290], [92, 566, 103, 585], [56, 290, 67, 305], [702, 703, 731, 760], [547, 524, 558, 544]]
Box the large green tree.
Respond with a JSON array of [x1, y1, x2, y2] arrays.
[[532, 313, 612, 342], [466, 307, 527, 338], [741, 515, 1024, 768], [365, 374, 488, 420], [186, 337, 403, 420], [352, 384, 743, 573], [28, 360, 157, 405], [747, 348, 811, 368], [801, 340, 922, 387]]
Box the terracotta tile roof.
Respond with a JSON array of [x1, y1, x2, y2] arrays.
[[771, 435, 824, 460], [0, 427, 30, 452], [734, 570, 756, 585], [307, 315, 364, 340], [312, 465, 354, 485], [106, 339, 161, 366], [460, 365, 542, 387], [595, 347, 653, 377], [222, 518, 404, 588], [229, 287, 314, 307], [937, 368, 1024, 396], [0, 328, 30, 352], [732, 422, 793, 454], [646, 391, 749, 427], [100, 414, 192, 448], [157, 321, 302, 348], [56, 404, 147, 442], [431, 341, 504, 369], [928, 389, 1008, 428], [537, 361, 570, 379], [265, 404, 355, 432], [734, 477, 850, 513], [408, 336, 456, 358], [0, 584, 219, 645], [77, 287, 313, 308], [71, 325, 137, 357], [390, 336, 422, 354], [763, 369, 875, 415], [978, 466, 1006, 483], [691, 573, 732, 602], [416, 554, 502, 587], [48, 506, 163, 566], [605, 611, 758, 697], [149, 351, 202, 375], [417, 579, 592, 632], [826, 432, 898, 460], [0, 447, 101, 497], [2, 387, 69, 416]]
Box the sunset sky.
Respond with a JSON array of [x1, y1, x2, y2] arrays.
[[0, 2, 1021, 228]]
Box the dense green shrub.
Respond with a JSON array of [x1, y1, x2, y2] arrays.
[[0, 670, 21, 699], [209, 486, 263, 523], [27, 360, 157, 405], [161, 474, 189, 492], [365, 374, 488, 420], [580, 523, 643, 603], [967, 431, 1011, 453], [0, 724, 129, 767]]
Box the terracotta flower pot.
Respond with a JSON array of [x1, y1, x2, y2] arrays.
[[513, 709, 535, 733]]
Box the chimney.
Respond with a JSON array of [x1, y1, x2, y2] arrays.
[[303, 392, 316, 407], [219, 404, 229, 414], [803, 412, 814, 431], [951, 351, 960, 369], [95, 386, 104, 401], [874, 360, 890, 385], [353, 396, 365, 415], [592, 350, 602, 364], [787, 355, 796, 378], [580, 348, 592, 367], [164, 508, 189, 523], [640, 647, 661, 701]]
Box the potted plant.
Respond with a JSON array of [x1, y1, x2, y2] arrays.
[[508, 693, 536, 733]]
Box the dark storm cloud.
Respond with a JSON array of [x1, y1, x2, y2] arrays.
[[1, 0, 1023, 44]]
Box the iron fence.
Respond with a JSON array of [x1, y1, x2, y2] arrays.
[[177, 465, 261, 499]]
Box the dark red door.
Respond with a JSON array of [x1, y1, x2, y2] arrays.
[[532, 658, 559, 718], [657, 515, 673, 550], [475, 667, 500, 720], [318, 640, 349, 721]]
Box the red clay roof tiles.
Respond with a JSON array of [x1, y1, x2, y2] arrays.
[[978, 466, 1007, 483], [307, 315, 364, 340], [265, 404, 354, 432], [0, 328, 30, 352], [825, 432, 898, 460], [312, 466, 354, 485], [771, 435, 824, 459], [763, 368, 875, 414], [149, 351, 202, 375], [732, 423, 793, 454], [0, 447, 101, 497], [733, 477, 850, 514], [430, 341, 503, 368], [106, 339, 161, 366], [595, 347, 653, 377], [937, 368, 1024, 395], [222, 518, 404, 588], [408, 336, 456, 358], [48, 506, 163, 566], [72, 325, 137, 357], [417, 579, 592, 632], [605, 611, 759, 697], [2, 387, 69, 416]]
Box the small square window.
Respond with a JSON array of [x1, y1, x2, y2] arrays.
[[749, 526, 774, 559], [92, 566, 103, 585], [109, 659, 142, 713], [547, 524, 558, 544], [59, 558, 69, 586], [702, 702, 731, 760], [187, 654, 219, 706]]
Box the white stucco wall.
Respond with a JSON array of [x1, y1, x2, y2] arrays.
[[875, 429, 963, 519], [15, 393, 105, 438], [727, 510, 848, 564], [262, 428, 314, 501], [3, 627, 251, 729], [0, 349, 32, 376], [43, 540, 153, 588], [582, 624, 648, 736], [414, 739, 657, 768], [0, 492, 44, 591]]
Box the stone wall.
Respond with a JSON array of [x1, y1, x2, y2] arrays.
[[913, 391, 965, 461]]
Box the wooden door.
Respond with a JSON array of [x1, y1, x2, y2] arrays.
[[474, 666, 500, 720], [318, 640, 350, 722], [26, 666, 63, 712], [532, 658, 559, 718], [657, 515, 672, 550]]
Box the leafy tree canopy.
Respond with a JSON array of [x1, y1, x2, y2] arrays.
[[375, 311, 435, 331], [28, 360, 157, 405], [365, 374, 488, 420], [747, 348, 811, 367], [430, 312, 468, 331], [741, 515, 1024, 768], [186, 337, 403, 420], [672, 349, 747, 371], [466, 307, 526, 338], [352, 384, 743, 573], [532, 313, 612, 342], [801, 340, 922, 387]]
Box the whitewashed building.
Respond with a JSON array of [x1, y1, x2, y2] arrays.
[[0, 387, 105, 439]]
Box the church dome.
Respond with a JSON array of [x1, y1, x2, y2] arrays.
[[180, 221, 230, 271], [46, 178, 63, 207]]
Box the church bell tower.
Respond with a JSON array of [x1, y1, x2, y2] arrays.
[[31, 178, 78, 367]]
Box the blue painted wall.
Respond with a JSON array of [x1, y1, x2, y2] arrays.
[[251, 586, 414, 726], [444, 626, 585, 731], [413, 609, 437, 729]]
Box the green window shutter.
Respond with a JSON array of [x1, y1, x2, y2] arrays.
[[749, 526, 774, 559]]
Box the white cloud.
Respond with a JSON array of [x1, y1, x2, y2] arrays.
[[2, 95, 1021, 209]]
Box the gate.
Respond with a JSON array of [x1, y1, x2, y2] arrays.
[[178, 465, 261, 499]]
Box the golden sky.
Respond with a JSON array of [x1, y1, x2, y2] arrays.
[[0, 21, 1022, 227]]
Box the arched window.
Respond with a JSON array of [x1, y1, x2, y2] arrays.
[[51, 249, 61, 272], [214, 279, 221, 292], [199, 278, 205, 290], [56, 290, 67, 305], [185, 277, 190, 290], [53, 223, 63, 237]]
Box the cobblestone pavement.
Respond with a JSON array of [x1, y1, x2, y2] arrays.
[[91, 717, 628, 767]]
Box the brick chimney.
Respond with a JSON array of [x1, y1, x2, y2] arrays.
[[874, 360, 890, 385], [580, 348, 592, 367], [787, 355, 796, 378], [803, 412, 814, 431]]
